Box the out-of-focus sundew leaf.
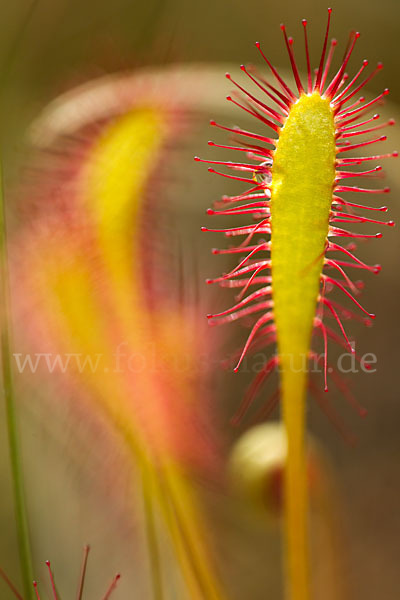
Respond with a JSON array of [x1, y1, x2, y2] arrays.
[[29, 65, 231, 146], [10, 67, 234, 600]]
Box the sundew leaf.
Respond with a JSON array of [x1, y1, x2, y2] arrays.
[[10, 67, 237, 600], [199, 9, 395, 600]]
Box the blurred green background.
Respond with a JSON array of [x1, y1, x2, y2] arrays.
[[1, 0, 400, 137], [0, 1, 399, 599]]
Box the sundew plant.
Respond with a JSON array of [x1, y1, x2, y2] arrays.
[[199, 8, 395, 600], [8, 69, 229, 600], [0, 4, 398, 600]]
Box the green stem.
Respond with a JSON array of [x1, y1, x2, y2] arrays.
[[0, 159, 35, 600], [141, 466, 164, 600]]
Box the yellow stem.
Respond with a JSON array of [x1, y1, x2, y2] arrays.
[[123, 429, 224, 600], [281, 366, 310, 600], [141, 466, 164, 600], [162, 462, 226, 600]]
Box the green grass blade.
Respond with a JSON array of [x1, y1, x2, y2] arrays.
[[0, 158, 35, 600]]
